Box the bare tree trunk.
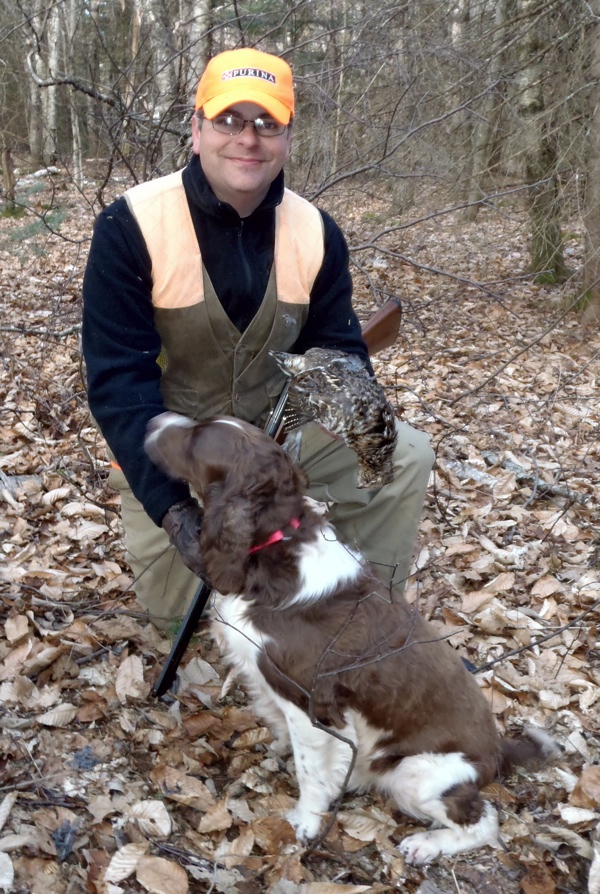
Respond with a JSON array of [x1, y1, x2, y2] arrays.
[[66, 0, 83, 185], [188, 0, 215, 83], [516, 0, 568, 283], [148, 0, 180, 168], [25, 0, 46, 166], [463, 0, 508, 222], [1, 145, 16, 212], [582, 0, 600, 323], [42, 4, 60, 162], [26, 69, 44, 166], [331, 0, 349, 173]]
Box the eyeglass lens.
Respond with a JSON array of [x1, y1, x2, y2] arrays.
[[211, 111, 286, 137]]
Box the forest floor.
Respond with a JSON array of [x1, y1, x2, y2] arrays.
[[0, 167, 598, 894]]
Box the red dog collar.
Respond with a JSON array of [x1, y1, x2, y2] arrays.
[[248, 518, 300, 554]]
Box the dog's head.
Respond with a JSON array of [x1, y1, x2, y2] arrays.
[[145, 413, 307, 593]]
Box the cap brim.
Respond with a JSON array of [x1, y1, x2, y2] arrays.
[[201, 91, 292, 125]]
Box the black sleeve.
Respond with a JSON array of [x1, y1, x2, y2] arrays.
[[291, 210, 373, 375], [82, 198, 190, 525]]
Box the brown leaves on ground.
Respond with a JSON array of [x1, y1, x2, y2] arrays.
[[0, 171, 598, 893]]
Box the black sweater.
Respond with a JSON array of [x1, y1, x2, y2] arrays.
[[82, 155, 369, 525]]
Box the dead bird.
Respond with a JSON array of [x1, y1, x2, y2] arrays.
[[270, 347, 397, 488]]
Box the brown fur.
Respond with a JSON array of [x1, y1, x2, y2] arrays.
[[146, 413, 552, 814]]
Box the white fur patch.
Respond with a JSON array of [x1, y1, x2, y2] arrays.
[[378, 751, 478, 822], [398, 801, 499, 864], [144, 411, 195, 453], [210, 593, 290, 747], [287, 522, 363, 606], [275, 700, 357, 841], [213, 417, 246, 431], [523, 725, 560, 758], [211, 592, 271, 675], [152, 411, 195, 431]]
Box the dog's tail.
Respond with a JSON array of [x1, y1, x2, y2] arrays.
[[498, 726, 560, 776]]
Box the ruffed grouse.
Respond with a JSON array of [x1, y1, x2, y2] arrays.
[[270, 348, 397, 488]]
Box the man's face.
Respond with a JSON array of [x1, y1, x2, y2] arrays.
[[192, 101, 291, 216]]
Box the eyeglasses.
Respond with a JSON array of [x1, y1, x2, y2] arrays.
[[201, 110, 287, 137]]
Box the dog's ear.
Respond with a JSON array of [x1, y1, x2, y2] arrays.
[[245, 452, 306, 502], [200, 484, 255, 594], [144, 413, 198, 481]]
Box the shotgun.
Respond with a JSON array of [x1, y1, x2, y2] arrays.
[[152, 297, 402, 697]]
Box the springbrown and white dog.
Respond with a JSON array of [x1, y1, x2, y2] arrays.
[[145, 412, 555, 864]]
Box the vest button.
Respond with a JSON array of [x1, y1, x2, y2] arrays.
[[234, 393, 241, 403]]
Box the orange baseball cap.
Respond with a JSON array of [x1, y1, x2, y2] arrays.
[[195, 48, 294, 125]]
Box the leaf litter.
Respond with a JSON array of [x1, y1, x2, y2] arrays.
[[0, 173, 598, 893]]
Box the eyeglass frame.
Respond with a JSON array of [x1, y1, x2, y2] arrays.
[[196, 109, 291, 138]]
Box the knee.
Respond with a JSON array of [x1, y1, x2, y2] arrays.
[[393, 422, 434, 482]]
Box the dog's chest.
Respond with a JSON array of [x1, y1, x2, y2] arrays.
[[209, 593, 270, 679]]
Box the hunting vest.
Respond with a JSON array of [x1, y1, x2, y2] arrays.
[[124, 170, 325, 426]]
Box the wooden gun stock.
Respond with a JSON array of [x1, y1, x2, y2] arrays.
[[361, 297, 402, 356]]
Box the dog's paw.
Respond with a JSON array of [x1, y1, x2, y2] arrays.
[[268, 734, 291, 757], [398, 831, 442, 865], [286, 806, 322, 842]]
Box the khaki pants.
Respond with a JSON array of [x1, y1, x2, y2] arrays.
[[109, 420, 434, 628]]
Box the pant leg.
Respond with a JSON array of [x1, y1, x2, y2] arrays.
[[107, 466, 199, 629], [297, 420, 434, 590]]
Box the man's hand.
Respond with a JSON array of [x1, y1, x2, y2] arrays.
[[161, 498, 207, 579]]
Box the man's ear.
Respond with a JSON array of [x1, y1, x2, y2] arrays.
[[191, 112, 202, 155]]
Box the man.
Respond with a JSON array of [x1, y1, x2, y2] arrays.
[[82, 47, 433, 628]]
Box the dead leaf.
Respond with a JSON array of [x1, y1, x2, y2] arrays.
[[251, 815, 296, 853], [569, 765, 600, 808], [589, 839, 600, 894], [214, 828, 255, 869], [231, 726, 272, 749], [128, 801, 172, 839], [337, 808, 395, 842], [557, 804, 597, 825], [86, 795, 115, 825], [0, 852, 14, 892], [150, 766, 215, 811], [115, 654, 150, 703], [198, 799, 232, 834], [520, 862, 556, 894], [0, 640, 33, 681], [0, 794, 17, 835], [136, 855, 188, 894], [299, 885, 374, 893], [4, 614, 29, 643], [36, 703, 78, 728], [104, 842, 149, 883], [41, 487, 71, 505], [531, 575, 564, 597]]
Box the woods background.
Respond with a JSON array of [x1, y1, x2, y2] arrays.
[[2, 0, 600, 307], [0, 3, 599, 894]]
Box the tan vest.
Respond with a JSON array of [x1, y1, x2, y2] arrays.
[[125, 171, 324, 425]]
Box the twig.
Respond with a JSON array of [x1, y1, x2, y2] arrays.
[[473, 598, 600, 674], [482, 450, 591, 505]]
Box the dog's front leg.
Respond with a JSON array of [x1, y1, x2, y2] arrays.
[[277, 700, 356, 842]]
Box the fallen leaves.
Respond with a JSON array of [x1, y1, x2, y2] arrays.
[[0, 176, 599, 894]]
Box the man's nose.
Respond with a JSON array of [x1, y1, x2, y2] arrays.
[[237, 121, 261, 144]]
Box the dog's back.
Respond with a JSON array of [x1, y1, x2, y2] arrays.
[[242, 549, 500, 782]]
